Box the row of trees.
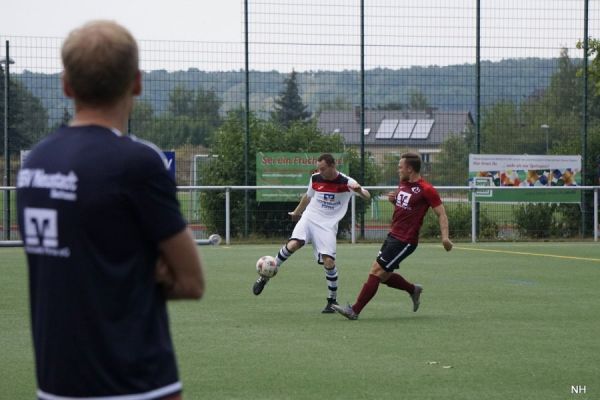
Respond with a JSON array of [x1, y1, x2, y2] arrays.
[[0, 65, 48, 154], [130, 85, 222, 148], [4, 44, 600, 236], [198, 71, 379, 236], [4, 67, 430, 154]]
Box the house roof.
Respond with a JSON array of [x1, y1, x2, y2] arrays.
[[316, 110, 473, 146]]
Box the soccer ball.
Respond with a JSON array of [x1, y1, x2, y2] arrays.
[[256, 255, 278, 278]]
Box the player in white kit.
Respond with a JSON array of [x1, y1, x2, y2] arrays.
[[253, 153, 370, 313]]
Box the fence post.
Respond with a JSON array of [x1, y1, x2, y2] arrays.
[[351, 195, 356, 244], [225, 187, 231, 245], [594, 187, 598, 242], [2, 41, 11, 240], [359, 0, 365, 240], [471, 187, 477, 243], [243, 0, 250, 238], [582, 0, 589, 237]]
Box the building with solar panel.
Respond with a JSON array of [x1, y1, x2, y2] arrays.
[[317, 107, 474, 172]]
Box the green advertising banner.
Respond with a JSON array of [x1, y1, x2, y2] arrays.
[[256, 152, 348, 202], [469, 154, 581, 203]]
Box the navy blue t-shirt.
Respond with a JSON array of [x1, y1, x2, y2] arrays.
[[17, 125, 187, 399]]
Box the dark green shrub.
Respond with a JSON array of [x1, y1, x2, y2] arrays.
[[420, 202, 498, 239], [552, 203, 581, 237], [513, 203, 557, 238]]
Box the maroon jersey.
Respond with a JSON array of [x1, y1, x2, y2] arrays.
[[389, 178, 442, 244]]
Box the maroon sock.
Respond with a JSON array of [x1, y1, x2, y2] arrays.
[[384, 273, 415, 294], [352, 274, 381, 314]]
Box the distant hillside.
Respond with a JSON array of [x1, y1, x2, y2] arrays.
[[15, 58, 564, 123]]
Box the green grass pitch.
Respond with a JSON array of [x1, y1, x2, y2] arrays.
[[1, 242, 599, 399]]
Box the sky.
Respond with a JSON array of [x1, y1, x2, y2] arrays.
[[2, 0, 597, 72], [2, 0, 244, 42]]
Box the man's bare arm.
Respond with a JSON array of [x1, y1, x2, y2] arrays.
[[156, 228, 205, 299], [432, 204, 453, 251], [288, 194, 311, 221], [348, 182, 371, 201]]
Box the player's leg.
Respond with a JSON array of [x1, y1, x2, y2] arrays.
[[253, 219, 307, 296], [377, 237, 421, 311], [311, 224, 339, 313], [275, 238, 304, 266], [334, 260, 386, 319], [276, 216, 308, 266], [320, 255, 339, 313], [332, 235, 416, 319], [383, 274, 422, 312]]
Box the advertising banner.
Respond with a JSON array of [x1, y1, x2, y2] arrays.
[[163, 151, 176, 180], [256, 152, 348, 202], [468, 154, 581, 203]]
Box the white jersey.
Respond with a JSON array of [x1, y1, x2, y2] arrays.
[[302, 172, 357, 227]]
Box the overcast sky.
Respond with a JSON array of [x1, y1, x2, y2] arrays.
[[2, 0, 244, 41], [2, 0, 597, 72]]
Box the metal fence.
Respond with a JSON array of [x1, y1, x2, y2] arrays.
[[2, 1, 600, 240], [2, 185, 598, 245]]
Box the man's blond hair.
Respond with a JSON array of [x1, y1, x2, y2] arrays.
[[61, 20, 138, 105]]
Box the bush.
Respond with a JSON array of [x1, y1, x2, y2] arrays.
[[514, 203, 581, 239], [552, 203, 581, 237], [513, 203, 556, 238], [420, 202, 498, 240]]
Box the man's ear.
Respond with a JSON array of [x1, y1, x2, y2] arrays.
[[132, 70, 142, 96], [62, 72, 74, 98]]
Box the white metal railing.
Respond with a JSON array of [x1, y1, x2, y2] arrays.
[[2, 185, 599, 246], [178, 185, 600, 245]]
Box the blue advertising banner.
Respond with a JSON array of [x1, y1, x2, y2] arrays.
[[163, 151, 176, 180]]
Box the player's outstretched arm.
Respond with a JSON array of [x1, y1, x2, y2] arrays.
[[288, 194, 310, 221], [348, 182, 371, 201], [432, 204, 453, 252], [157, 227, 206, 299]]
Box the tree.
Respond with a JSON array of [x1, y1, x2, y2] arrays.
[[61, 107, 72, 125], [168, 85, 195, 117], [377, 102, 407, 111], [408, 89, 429, 110], [49, 106, 73, 132], [430, 134, 471, 185], [0, 65, 49, 154], [317, 96, 352, 112], [271, 70, 311, 128], [477, 101, 553, 155], [137, 86, 222, 147], [544, 48, 581, 116], [578, 38, 600, 99], [129, 100, 154, 135]]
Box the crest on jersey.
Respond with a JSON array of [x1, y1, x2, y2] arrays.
[[411, 186, 421, 194], [396, 191, 412, 208]]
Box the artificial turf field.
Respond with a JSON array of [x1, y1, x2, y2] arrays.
[[1, 242, 599, 399]]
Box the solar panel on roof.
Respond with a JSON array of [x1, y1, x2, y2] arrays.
[[375, 119, 399, 139], [392, 119, 416, 139], [410, 119, 434, 139]]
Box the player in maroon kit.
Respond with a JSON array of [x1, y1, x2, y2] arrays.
[[332, 152, 453, 320]]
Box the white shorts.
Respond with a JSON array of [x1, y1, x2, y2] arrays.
[[290, 216, 337, 263]]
